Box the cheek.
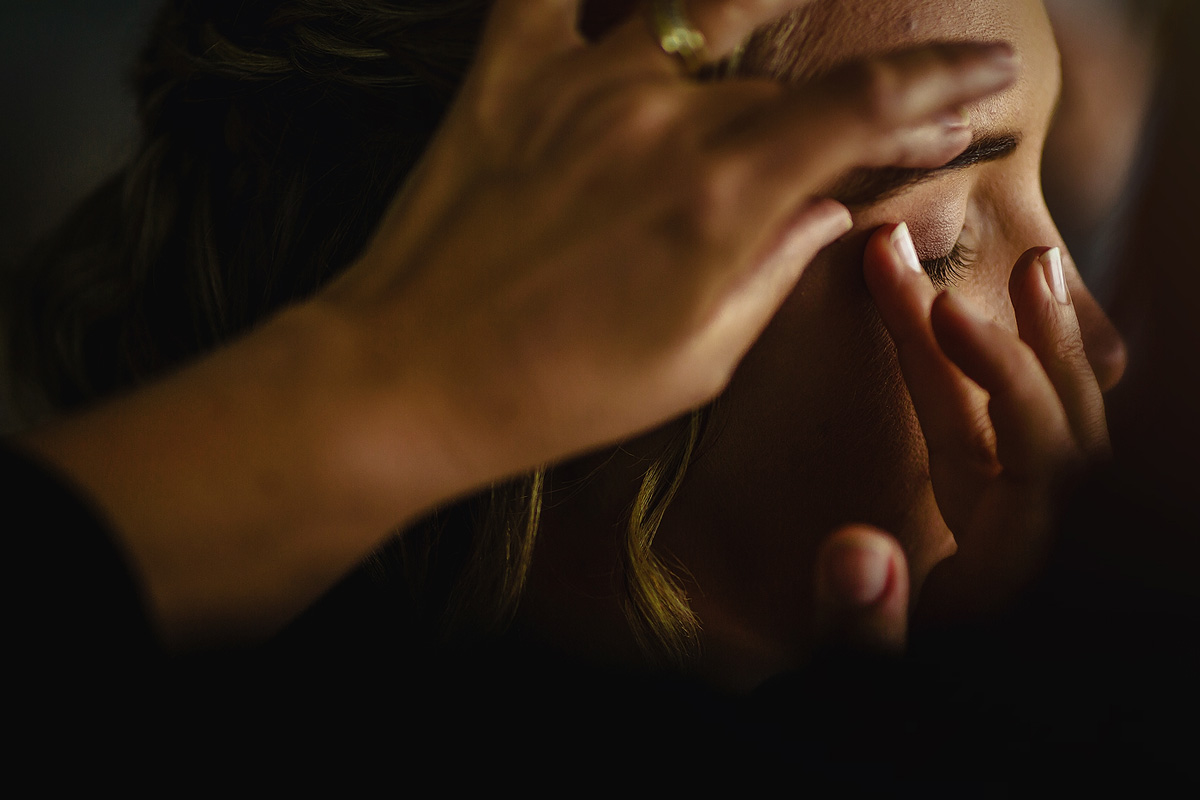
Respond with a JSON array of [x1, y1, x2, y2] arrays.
[[956, 200, 1022, 331], [717, 242, 935, 533], [957, 255, 1018, 330]]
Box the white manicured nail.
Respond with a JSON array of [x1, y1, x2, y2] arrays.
[[891, 222, 923, 274], [1041, 247, 1070, 305]]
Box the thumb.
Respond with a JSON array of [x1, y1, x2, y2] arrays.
[[814, 525, 910, 655]]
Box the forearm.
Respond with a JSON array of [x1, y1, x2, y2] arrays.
[[13, 301, 475, 649]]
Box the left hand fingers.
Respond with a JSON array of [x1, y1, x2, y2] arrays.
[[919, 291, 1081, 619], [1009, 247, 1110, 457], [930, 289, 1078, 483], [1066, 254, 1127, 393], [863, 223, 997, 519]]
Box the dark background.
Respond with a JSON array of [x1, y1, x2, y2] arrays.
[[0, 1, 159, 271], [0, 1, 159, 429]]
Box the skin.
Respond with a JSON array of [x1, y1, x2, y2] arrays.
[[8, 0, 1110, 688], [6, 0, 1110, 693], [521, 0, 1126, 691], [14, 0, 1020, 647]]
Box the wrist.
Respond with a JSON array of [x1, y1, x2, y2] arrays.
[[14, 300, 469, 645]]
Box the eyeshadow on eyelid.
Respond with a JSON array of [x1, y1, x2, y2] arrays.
[[871, 174, 970, 260], [904, 216, 962, 261]]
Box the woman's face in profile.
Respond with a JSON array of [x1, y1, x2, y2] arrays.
[[647, 0, 1125, 673]]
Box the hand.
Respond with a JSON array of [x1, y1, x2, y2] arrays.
[[321, 0, 1022, 491], [863, 222, 1111, 625], [15, 1, 1020, 646]]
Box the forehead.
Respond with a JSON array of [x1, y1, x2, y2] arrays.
[[747, 0, 1058, 137], [751, 0, 1030, 71]]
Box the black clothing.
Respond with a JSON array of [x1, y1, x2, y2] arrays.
[[5, 442, 1198, 791]]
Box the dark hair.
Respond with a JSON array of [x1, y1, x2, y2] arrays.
[[4, 0, 715, 663], [5, 0, 488, 420]]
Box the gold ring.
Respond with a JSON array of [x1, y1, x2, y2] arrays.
[[650, 0, 709, 75]]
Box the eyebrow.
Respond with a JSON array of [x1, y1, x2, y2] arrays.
[[828, 133, 1022, 207]]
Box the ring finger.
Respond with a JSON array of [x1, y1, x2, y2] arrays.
[[601, 0, 820, 74]]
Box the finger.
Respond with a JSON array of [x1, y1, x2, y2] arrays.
[[814, 525, 910, 655], [930, 290, 1077, 483], [863, 224, 998, 501], [742, 198, 854, 300], [727, 41, 1017, 186], [472, 0, 587, 92], [710, 43, 1015, 245], [699, 199, 852, 371], [1009, 247, 1111, 457], [1064, 252, 1127, 392]]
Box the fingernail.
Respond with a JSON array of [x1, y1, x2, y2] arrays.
[[824, 540, 892, 607], [830, 204, 854, 236], [969, 42, 1018, 88], [977, 41, 1017, 70], [801, 201, 853, 250], [1040, 247, 1070, 305], [890, 222, 924, 274], [935, 106, 971, 130]]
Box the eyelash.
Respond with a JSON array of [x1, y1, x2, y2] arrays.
[[920, 241, 975, 287]]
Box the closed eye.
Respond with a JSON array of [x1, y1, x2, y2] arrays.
[[920, 240, 974, 287]]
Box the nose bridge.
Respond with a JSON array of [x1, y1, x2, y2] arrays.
[[1005, 187, 1066, 261]]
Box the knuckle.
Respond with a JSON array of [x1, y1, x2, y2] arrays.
[[653, 155, 746, 253], [928, 411, 999, 475], [611, 85, 682, 142], [566, 85, 667, 156], [1051, 329, 1089, 368], [961, 413, 1000, 471], [987, 341, 1042, 404]]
